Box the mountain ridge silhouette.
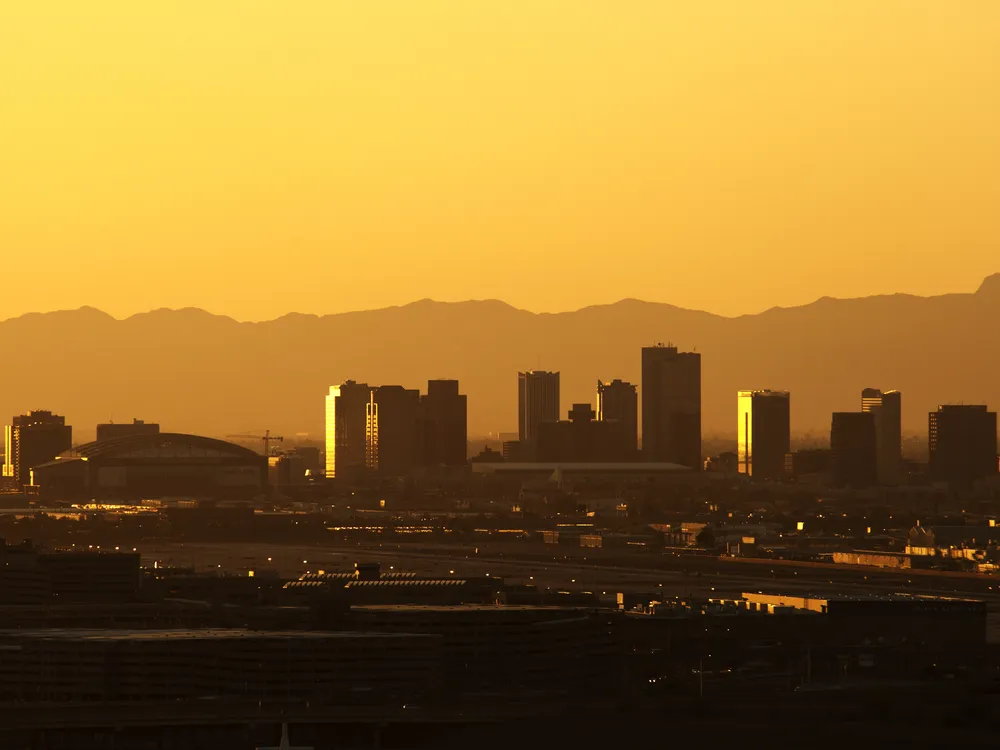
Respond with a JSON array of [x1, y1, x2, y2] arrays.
[[1, 275, 997, 442]]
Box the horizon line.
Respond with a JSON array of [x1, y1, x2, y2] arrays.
[[1, 272, 997, 325]]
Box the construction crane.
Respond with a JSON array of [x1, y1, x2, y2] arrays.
[[227, 429, 284, 457]]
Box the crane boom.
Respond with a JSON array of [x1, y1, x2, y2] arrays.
[[226, 429, 284, 456]]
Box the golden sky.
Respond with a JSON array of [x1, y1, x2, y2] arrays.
[[2, 1, 998, 321]]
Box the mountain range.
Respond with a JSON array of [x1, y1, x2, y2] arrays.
[[2, 274, 999, 444]]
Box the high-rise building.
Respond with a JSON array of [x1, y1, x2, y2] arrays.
[[737, 390, 790, 479], [518, 371, 560, 443], [370, 385, 422, 476], [830, 412, 877, 487], [641, 345, 701, 467], [928, 405, 998, 484], [421, 380, 468, 467], [861, 389, 902, 485], [536, 403, 632, 463], [325, 381, 374, 479], [96, 419, 160, 443], [597, 379, 638, 456], [3, 411, 73, 488]]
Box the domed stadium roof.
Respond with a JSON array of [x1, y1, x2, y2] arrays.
[[64, 433, 262, 461]]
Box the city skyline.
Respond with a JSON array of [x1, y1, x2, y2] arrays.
[[4, 3, 1000, 744], [1, 275, 999, 441]]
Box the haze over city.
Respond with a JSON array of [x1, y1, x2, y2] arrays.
[[3, 3, 1000, 748]]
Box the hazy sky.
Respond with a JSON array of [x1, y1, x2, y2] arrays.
[[2, 1, 998, 321]]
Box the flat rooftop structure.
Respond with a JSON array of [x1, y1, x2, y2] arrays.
[[352, 604, 586, 613], [0, 628, 436, 642], [471, 462, 693, 476]]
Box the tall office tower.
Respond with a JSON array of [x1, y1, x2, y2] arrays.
[[597, 379, 638, 455], [928, 405, 998, 484], [325, 381, 373, 478], [830, 412, 877, 487], [537, 403, 631, 462], [371, 385, 422, 476], [518, 371, 560, 443], [96, 419, 160, 443], [861, 389, 902, 485], [641, 345, 701, 467], [421, 380, 468, 466], [737, 390, 791, 479], [3, 411, 73, 488]]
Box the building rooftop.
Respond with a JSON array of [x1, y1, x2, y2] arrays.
[[0, 628, 436, 642], [351, 604, 586, 613]]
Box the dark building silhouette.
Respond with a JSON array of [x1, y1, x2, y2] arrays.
[[3, 411, 72, 488], [421, 379, 468, 466], [31, 433, 267, 500], [830, 412, 877, 487], [597, 379, 638, 456], [785, 448, 832, 478], [371, 385, 422, 476], [928, 405, 998, 484], [641, 345, 701, 468], [291, 446, 321, 477], [325, 381, 374, 479], [96, 419, 160, 443], [737, 390, 790, 479], [518, 370, 560, 444], [536, 404, 631, 463], [861, 389, 902, 485]]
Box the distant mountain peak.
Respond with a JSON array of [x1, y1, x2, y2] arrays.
[[976, 272, 1000, 296]]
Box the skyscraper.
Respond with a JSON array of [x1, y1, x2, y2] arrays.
[[830, 411, 877, 487], [3, 411, 73, 488], [421, 379, 468, 466], [737, 390, 790, 479], [537, 403, 632, 463], [928, 405, 998, 484], [641, 345, 701, 467], [518, 371, 560, 443], [597, 379, 638, 455], [325, 381, 373, 479], [861, 388, 902, 485], [370, 385, 422, 476]]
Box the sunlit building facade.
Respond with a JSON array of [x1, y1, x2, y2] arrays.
[[737, 390, 790, 479], [3, 411, 72, 489], [325, 381, 374, 479]]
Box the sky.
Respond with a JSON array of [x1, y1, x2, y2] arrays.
[[2, 1, 999, 322]]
